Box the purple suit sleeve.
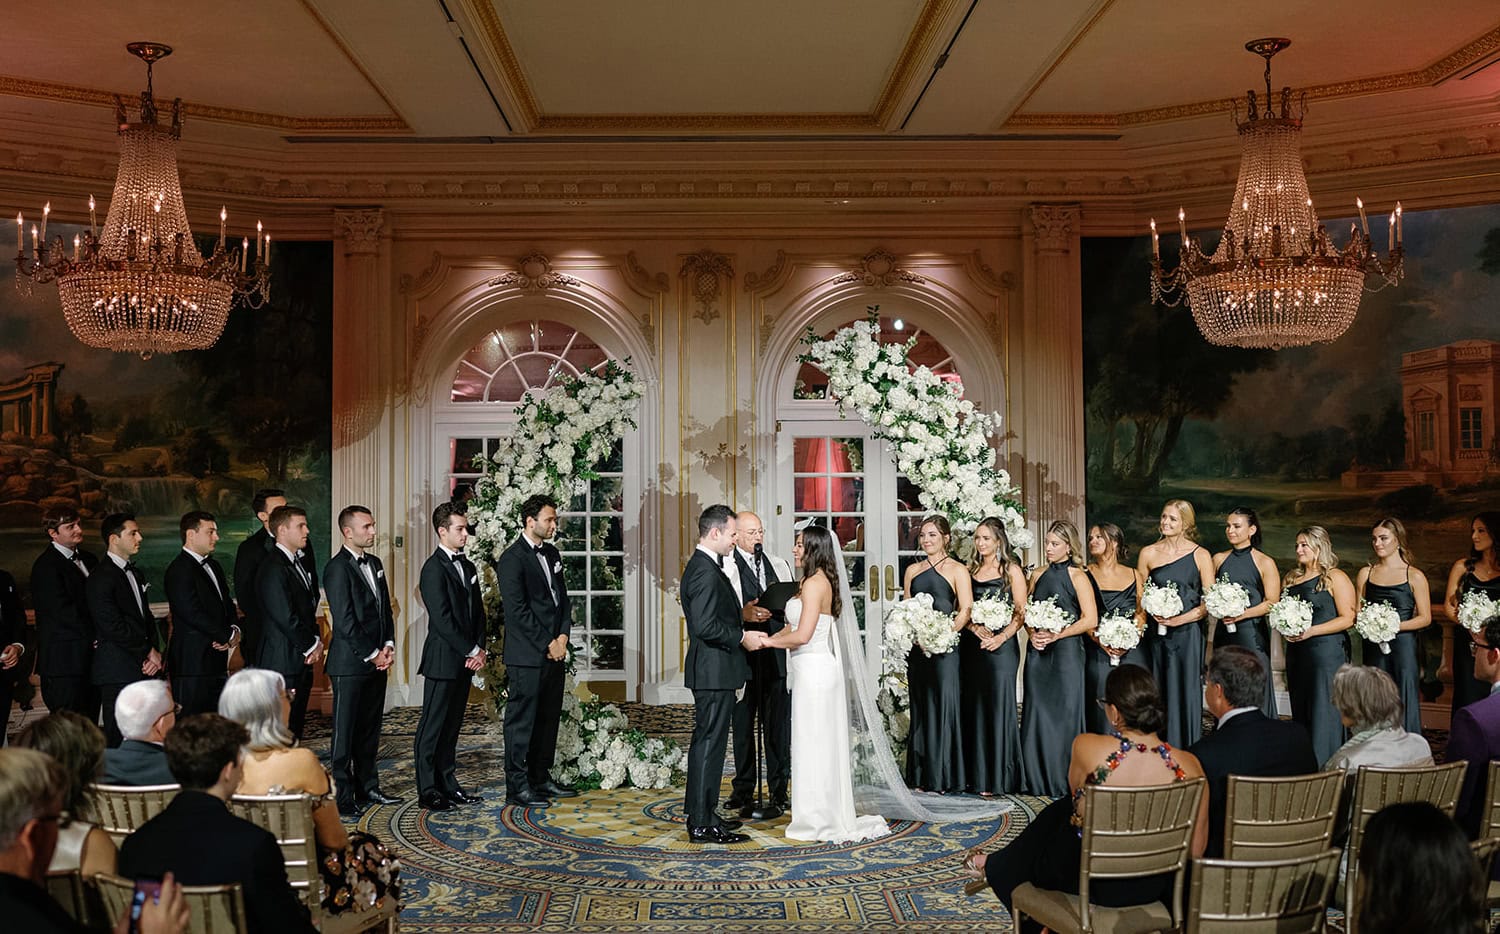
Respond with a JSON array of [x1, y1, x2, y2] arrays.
[[1448, 706, 1488, 837]]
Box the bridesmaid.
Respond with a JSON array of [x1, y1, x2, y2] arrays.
[[1137, 499, 1215, 748], [1444, 511, 1500, 714], [961, 517, 1027, 796], [902, 514, 972, 792], [1355, 518, 1430, 735], [1283, 525, 1355, 765], [1210, 507, 1281, 715], [1019, 519, 1098, 797], [1085, 522, 1147, 734]]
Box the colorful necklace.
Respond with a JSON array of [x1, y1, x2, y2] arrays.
[[1070, 732, 1187, 831]]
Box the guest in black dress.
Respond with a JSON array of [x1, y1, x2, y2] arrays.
[[1283, 525, 1355, 765], [1210, 507, 1280, 715], [1019, 520, 1097, 797], [962, 517, 1027, 795], [1356, 518, 1431, 735], [902, 514, 972, 792], [1085, 523, 1147, 734], [1444, 511, 1500, 715], [1136, 499, 1215, 749]]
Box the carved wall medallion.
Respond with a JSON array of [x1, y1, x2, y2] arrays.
[[680, 249, 733, 324], [833, 249, 925, 288], [488, 251, 581, 290]]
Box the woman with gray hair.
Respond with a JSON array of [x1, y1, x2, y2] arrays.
[[1324, 664, 1432, 771]]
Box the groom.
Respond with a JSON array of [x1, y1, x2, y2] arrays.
[[682, 505, 765, 844]]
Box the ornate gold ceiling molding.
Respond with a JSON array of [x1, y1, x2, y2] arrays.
[[870, 0, 958, 126], [1007, 24, 1500, 130]]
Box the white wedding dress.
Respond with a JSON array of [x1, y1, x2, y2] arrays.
[[784, 595, 892, 843]]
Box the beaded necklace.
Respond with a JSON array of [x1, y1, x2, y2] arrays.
[[1070, 732, 1187, 833]]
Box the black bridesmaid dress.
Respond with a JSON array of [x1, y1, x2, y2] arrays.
[[1213, 547, 1277, 715], [1085, 576, 1147, 735], [906, 563, 965, 791], [962, 574, 1021, 794], [1451, 572, 1500, 715], [1285, 577, 1350, 765], [1019, 562, 1086, 797], [1145, 550, 1207, 749], [1362, 572, 1422, 734]]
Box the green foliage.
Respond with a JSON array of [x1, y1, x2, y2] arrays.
[[113, 414, 164, 451], [170, 427, 230, 478], [1478, 227, 1500, 276]]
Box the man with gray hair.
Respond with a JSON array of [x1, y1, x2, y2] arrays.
[[102, 680, 178, 786]]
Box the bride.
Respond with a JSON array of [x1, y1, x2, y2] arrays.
[[761, 523, 1006, 843]]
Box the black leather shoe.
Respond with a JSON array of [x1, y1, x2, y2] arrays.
[[687, 825, 750, 844], [769, 796, 790, 812], [505, 790, 551, 809], [337, 800, 363, 820], [721, 796, 749, 811], [448, 788, 486, 805], [418, 792, 453, 812], [536, 780, 578, 799], [719, 818, 744, 832], [360, 790, 403, 806]]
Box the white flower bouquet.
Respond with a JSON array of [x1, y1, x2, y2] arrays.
[[1458, 591, 1498, 634], [1354, 602, 1402, 654], [970, 596, 1014, 633], [1204, 580, 1251, 634], [1141, 582, 1183, 636], [1095, 612, 1141, 666], [912, 606, 961, 658], [1268, 594, 1314, 639], [1024, 595, 1076, 649]]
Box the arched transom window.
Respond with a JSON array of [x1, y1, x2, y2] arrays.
[[792, 314, 962, 400], [451, 319, 610, 403]]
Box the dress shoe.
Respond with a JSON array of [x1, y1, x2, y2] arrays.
[[769, 796, 790, 812], [418, 792, 454, 812], [448, 788, 486, 805], [337, 800, 363, 820], [505, 790, 551, 809], [359, 790, 403, 806], [536, 780, 578, 799], [687, 825, 750, 845], [721, 796, 749, 812], [719, 818, 744, 832]]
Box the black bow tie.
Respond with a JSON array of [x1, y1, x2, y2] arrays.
[[718, 553, 728, 569], [353, 555, 367, 566], [532, 544, 545, 554], [451, 554, 464, 565], [124, 561, 140, 575]]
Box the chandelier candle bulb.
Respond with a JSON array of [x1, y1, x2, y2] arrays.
[[72, 235, 79, 262], [1388, 213, 1395, 252], [1150, 218, 1160, 260], [88, 195, 96, 236], [30, 225, 37, 260], [14, 214, 20, 257], [240, 237, 248, 273], [1395, 202, 1402, 242], [218, 207, 225, 248], [1356, 197, 1369, 236], [263, 234, 270, 265], [1178, 208, 1187, 245], [40, 202, 49, 246]]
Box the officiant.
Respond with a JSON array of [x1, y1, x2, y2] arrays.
[[724, 511, 794, 814]]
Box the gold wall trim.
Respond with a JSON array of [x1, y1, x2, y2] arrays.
[[466, 0, 542, 128]]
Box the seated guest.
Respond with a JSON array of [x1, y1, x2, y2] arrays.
[[15, 711, 116, 880], [219, 668, 400, 918], [1448, 613, 1500, 841], [963, 665, 1209, 931], [1357, 801, 1487, 934], [1324, 664, 1432, 770], [0, 747, 188, 934], [102, 680, 179, 786], [1189, 645, 1318, 857], [117, 713, 316, 934]]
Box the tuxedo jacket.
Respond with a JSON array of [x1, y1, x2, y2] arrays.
[[496, 537, 570, 667], [233, 527, 274, 618], [87, 556, 160, 686], [734, 549, 790, 678], [254, 548, 321, 680], [1188, 709, 1318, 857], [0, 569, 26, 682], [117, 790, 317, 934], [29, 544, 98, 677], [165, 550, 236, 679], [1448, 692, 1500, 838], [323, 548, 396, 677], [102, 738, 176, 786], [418, 549, 486, 681], [682, 549, 751, 692]]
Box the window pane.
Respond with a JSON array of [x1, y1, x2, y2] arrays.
[[794, 477, 829, 512], [793, 437, 827, 472], [555, 516, 586, 550], [592, 516, 624, 552], [592, 595, 624, 629], [829, 437, 864, 472], [827, 477, 863, 513], [568, 491, 587, 513], [562, 555, 586, 591], [451, 438, 482, 473], [589, 634, 624, 670], [591, 476, 624, 512], [591, 554, 624, 591], [597, 441, 624, 473], [830, 515, 864, 550], [895, 475, 922, 512]]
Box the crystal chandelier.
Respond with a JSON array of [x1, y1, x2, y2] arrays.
[[15, 42, 269, 358], [1148, 38, 1404, 350]]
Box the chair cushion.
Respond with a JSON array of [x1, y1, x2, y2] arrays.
[[1012, 883, 1174, 934]]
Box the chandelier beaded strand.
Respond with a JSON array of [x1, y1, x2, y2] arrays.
[[1148, 38, 1404, 350], [14, 42, 270, 359]]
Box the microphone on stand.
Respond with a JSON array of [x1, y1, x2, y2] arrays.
[[752, 542, 765, 589]]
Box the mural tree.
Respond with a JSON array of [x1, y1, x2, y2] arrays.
[[1480, 227, 1500, 275]]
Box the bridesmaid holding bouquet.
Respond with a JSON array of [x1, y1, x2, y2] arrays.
[[1282, 525, 1355, 765], [961, 517, 1027, 795], [902, 514, 972, 792], [1085, 522, 1147, 733], [1354, 518, 1430, 735], [1209, 507, 1280, 715], [1137, 499, 1214, 748], [1444, 512, 1500, 714]]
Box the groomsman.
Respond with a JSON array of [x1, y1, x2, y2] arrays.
[[88, 513, 165, 747], [323, 505, 401, 818], [233, 488, 286, 667], [164, 512, 239, 716], [30, 507, 99, 720], [0, 565, 26, 743], [726, 510, 793, 813], [496, 494, 575, 809], [255, 505, 322, 740], [415, 501, 488, 812]]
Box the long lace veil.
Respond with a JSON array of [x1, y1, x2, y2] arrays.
[[825, 533, 1010, 823]]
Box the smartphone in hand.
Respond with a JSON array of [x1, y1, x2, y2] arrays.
[[129, 878, 163, 933]]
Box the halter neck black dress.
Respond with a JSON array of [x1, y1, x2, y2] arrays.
[[1085, 574, 1146, 735], [1146, 549, 1207, 748], [961, 572, 1021, 794], [1019, 562, 1086, 797], [905, 562, 964, 792], [1452, 571, 1500, 714], [1284, 576, 1350, 765], [1362, 569, 1422, 734], [1214, 546, 1277, 715]]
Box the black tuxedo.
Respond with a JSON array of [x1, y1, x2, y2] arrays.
[[1187, 709, 1319, 857], [102, 738, 176, 786], [87, 555, 163, 746], [323, 547, 396, 805], [165, 549, 236, 715], [29, 543, 99, 720], [414, 548, 486, 798], [233, 527, 275, 666], [255, 546, 321, 739], [117, 790, 317, 934], [0, 569, 28, 743], [729, 548, 791, 804], [681, 547, 752, 828], [496, 536, 571, 797]]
